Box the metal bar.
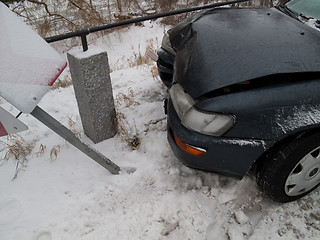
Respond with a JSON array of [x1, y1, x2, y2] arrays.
[[45, 0, 250, 43], [30, 106, 121, 175]]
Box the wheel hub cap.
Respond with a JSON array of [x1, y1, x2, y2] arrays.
[[285, 147, 320, 196]]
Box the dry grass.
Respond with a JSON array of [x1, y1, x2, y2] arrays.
[[129, 38, 160, 81], [115, 111, 140, 150], [112, 38, 163, 149], [67, 115, 82, 138], [131, 52, 148, 68], [115, 90, 140, 108], [36, 144, 46, 156], [115, 88, 140, 150], [50, 145, 60, 162], [150, 65, 159, 80], [145, 39, 162, 83], [109, 37, 159, 73], [0, 135, 35, 180], [51, 75, 73, 90], [35, 142, 61, 162]]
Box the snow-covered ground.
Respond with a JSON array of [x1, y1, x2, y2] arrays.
[[1, 21, 320, 240]]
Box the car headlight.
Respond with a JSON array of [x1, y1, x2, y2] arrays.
[[169, 83, 235, 136], [161, 32, 176, 56]]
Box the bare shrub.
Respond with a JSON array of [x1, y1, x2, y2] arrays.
[[115, 0, 123, 13], [6, 0, 279, 51], [8, 0, 280, 33], [154, 0, 179, 12], [115, 89, 140, 150], [115, 111, 140, 150]]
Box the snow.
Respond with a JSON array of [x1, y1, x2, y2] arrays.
[[68, 46, 107, 59], [276, 106, 320, 135], [304, 18, 320, 31], [1, 17, 320, 240], [222, 139, 266, 148], [0, 2, 66, 113], [234, 210, 249, 225]]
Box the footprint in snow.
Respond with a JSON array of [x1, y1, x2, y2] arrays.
[[0, 198, 23, 228], [35, 231, 52, 240]]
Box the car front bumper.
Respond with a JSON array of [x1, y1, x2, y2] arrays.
[[167, 99, 275, 179]]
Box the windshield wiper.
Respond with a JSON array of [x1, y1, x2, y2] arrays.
[[276, 4, 300, 21]]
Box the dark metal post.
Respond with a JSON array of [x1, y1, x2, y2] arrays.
[[80, 34, 88, 52], [31, 106, 121, 174]]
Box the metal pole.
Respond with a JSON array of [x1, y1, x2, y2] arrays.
[[30, 106, 121, 174], [80, 34, 88, 52], [45, 0, 250, 44]]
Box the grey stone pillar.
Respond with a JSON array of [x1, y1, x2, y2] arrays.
[[67, 47, 116, 143]]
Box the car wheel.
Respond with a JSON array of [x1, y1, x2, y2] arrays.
[[256, 130, 320, 203]]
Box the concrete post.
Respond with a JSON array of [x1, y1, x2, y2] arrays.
[[67, 47, 116, 143]]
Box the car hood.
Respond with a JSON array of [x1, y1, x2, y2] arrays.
[[169, 7, 320, 99]]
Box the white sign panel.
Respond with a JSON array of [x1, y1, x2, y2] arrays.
[[0, 3, 67, 113], [0, 106, 28, 137]]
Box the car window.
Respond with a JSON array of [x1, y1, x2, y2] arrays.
[[285, 0, 320, 20]]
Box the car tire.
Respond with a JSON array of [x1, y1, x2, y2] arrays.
[[256, 130, 320, 203]]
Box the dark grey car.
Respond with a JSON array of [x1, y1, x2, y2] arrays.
[[157, 0, 320, 202]]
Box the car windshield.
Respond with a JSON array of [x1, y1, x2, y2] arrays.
[[285, 0, 320, 20]]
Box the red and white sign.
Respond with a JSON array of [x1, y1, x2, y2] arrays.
[[0, 2, 67, 114]]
